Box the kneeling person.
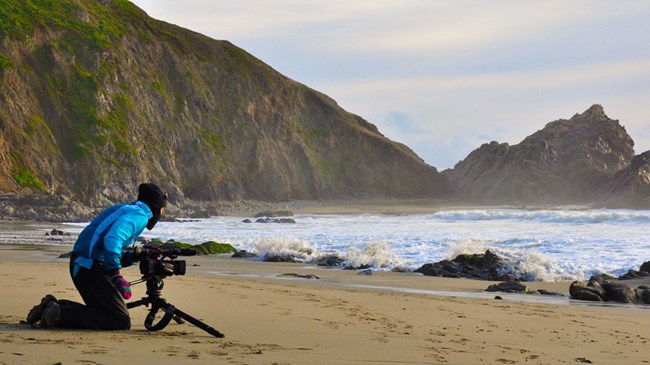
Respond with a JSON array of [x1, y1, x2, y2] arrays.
[[26, 183, 168, 330]]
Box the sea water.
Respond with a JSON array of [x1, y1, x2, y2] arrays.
[[122, 207, 650, 282]]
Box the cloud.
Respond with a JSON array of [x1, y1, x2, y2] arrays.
[[316, 58, 650, 168], [130, 0, 650, 168]]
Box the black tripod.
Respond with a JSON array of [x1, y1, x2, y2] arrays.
[[127, 275, 224, 338]]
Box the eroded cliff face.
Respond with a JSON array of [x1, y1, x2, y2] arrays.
[[604, 151, 650, 208], [0, 0, 450, 209], [443, 105, 638, 205]]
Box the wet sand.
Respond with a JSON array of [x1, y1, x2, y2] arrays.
[[1, 241, 649, 365]]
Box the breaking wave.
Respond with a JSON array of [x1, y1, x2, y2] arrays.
[[61, 207, 650, 282]]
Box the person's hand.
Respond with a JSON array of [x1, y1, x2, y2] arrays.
[[134, 245, 164, 260], [109, 269, 132, 300]]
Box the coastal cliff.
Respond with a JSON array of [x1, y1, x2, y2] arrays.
[[0, 0, 450, 213], [443, 105, 648, 206]]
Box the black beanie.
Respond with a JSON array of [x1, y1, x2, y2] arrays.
[[137, 183, 167, 211]]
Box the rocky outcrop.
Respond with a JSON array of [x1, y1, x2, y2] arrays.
[[570, 276, 650, 305], [415, 250, 513, 281], [602, 151, 650, 208], [0, 0, 450, 214], [443, 105, 637, 205], [486, 280, 564, 296]]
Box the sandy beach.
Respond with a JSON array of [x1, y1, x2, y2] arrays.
[[0, 234, 649, 365]]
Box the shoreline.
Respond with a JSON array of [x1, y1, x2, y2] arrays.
[[1, 196, 604, 222], [1, 246, 649, 364]]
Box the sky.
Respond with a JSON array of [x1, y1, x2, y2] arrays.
[[130, 0, 650, 169]]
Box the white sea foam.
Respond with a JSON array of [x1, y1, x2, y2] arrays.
[[342, 241, 400, 269], [248, 237, 319, 262], [491, 248, 586, 282], [445, 239, 489, 259], [60, 207, 650, 281]]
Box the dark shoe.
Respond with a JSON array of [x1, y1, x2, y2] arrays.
[[26, 294, 57, 324], [38, 301, 60, 329]]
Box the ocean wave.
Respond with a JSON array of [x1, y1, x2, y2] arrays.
[[342, 241, 401, 269], [442, 240, 587, 281], [249, 237, 320, 262], [61, 208, 650, 282], [490, 248, 586, 282], [432, 208, 650, 224]]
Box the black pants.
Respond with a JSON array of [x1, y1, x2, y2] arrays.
[[57, 257, 131, 330]]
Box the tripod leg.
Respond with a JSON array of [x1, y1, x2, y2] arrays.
[[171, 307, 225, 338], [127, 299, 147, 309], [173, 315, 184, 324]]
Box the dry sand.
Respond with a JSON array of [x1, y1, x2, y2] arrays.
[[1, 244, 649, 365]]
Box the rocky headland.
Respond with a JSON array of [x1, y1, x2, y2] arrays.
[[443, 104, 648, 207]]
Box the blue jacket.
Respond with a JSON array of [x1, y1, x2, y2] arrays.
[[72, 201, 152, 276]]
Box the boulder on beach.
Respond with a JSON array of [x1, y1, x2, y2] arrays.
[[485, 281, 565, 296], [415, 250, 513, 281], [570, 275, 650, 304], [486, 281, 528, 293]]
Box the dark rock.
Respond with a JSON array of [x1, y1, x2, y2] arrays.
[[486, 280, 527, 293], [255, 210, 294, 218], [317, 255, 345, 267], [254, 217, 296, 224], [589, 273, 617, 283], [601, 282, 637, 303], [494, 296, 503, 300], [636, 288, 650, 304], [415, 250, 511, 281], [533, 289, 565, 296], [232, 250, 257, 259], [585, 278, 607, 297], [571, 278, 650, 304], [571, 289, 605, 302], [48, 229, 70, 236], [570, 281, 604, 302], [241, 219, 252, 223], [264, 255, 297, 263], [343, 264, 372, 271], [618, 269, 650, 280], [640, 261, 650, 273], [278, 273, 319, 279], [358, 269, 373, 276]]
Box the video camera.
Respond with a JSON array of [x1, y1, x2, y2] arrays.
[[135, 246, 197, 278]]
